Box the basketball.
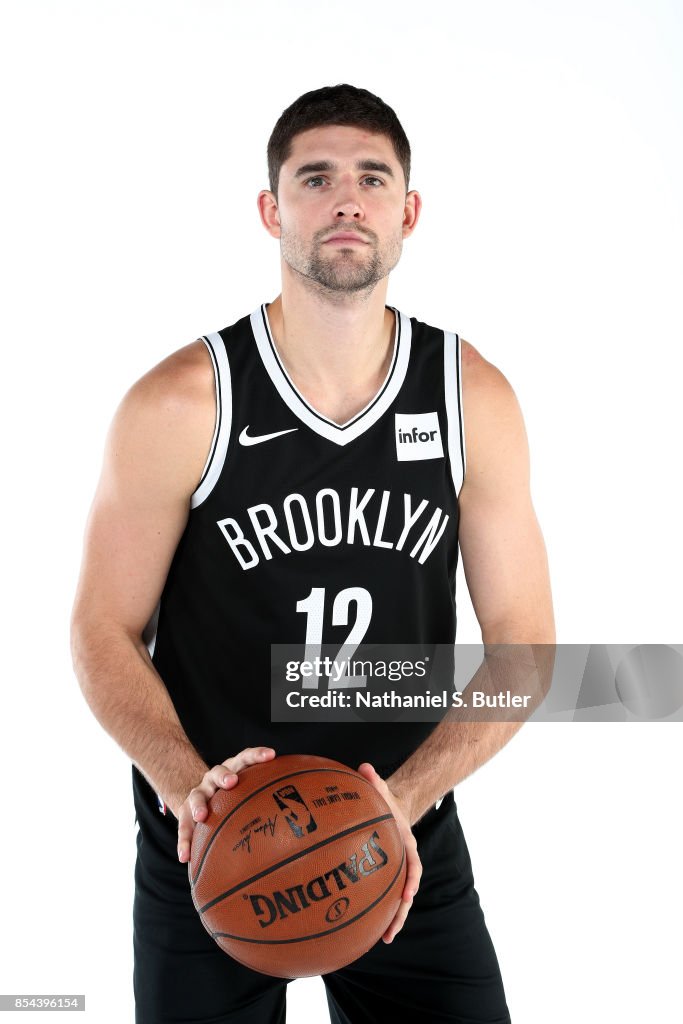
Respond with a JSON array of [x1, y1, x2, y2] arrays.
[[188, 753, 406, 978]]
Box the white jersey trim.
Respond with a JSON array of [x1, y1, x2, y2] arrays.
[[191, 332, 232, 509], [142, 600, 160, 658], [250, 304, 412, 447], [444, 331, 466, 498]]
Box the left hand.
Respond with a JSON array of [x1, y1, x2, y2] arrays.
[[356, 762, 422, 943]]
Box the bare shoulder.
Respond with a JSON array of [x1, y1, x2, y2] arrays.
[[459, 338, 529, 491], [126, 338, 215, 413], [105, 338, 217, 500], [74, 339, 217, 636], [460, 336, 523, 416], [461, 337, 510, 391]]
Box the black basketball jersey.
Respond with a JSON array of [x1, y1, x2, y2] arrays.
[[133, 303, 465, 825]]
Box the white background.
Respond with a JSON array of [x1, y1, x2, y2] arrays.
[[1, 1, 681, 1021]]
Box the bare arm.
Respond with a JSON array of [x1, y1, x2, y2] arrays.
[[365, 340, 556, 825], [70, 339, 217, 816]]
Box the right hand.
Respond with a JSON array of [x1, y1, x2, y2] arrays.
[[176, 746, 276, 863]]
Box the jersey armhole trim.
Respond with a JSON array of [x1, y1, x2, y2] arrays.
[[190, 332, 232, 509], [443, 330, 466, 499]]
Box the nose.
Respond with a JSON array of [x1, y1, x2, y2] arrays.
[[335, 203, 362, 219], [333, 176, 364, 219]]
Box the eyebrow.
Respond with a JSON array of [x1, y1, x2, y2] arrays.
[[293, 159, 395, 179]]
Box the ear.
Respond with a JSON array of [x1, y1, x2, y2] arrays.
[[257, 189, 281, 239], [402, 190, 422, 239]]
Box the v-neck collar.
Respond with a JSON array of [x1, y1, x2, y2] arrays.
[[249, 303, 411, 446]]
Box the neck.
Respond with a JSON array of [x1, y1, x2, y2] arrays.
[[266, 270, 395, 401]]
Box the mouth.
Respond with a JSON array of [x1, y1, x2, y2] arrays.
[[324, 234, 369, 244]]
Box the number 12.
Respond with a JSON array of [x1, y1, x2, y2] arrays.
[[296, 586, 372, 689]]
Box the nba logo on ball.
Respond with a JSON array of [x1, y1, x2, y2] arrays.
[[272, 784, 317, 837], [395, 412, 444, 461]]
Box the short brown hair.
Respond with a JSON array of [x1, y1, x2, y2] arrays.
[[267, 84, 411, 199]]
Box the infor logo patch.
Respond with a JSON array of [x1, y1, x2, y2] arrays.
[[395, 412, 444, 461]]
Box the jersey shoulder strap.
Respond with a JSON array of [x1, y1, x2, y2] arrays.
[[442, 330, 466, 499], [190, 329, 233, 509]]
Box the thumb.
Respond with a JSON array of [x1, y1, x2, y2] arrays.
[[357, 762, 385, 788]]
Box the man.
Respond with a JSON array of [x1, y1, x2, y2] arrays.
[[71, 84, 554, 1023]]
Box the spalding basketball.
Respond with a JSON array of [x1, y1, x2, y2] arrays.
[[189, 753, 406, 978]]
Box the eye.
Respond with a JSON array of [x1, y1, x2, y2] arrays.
[[304, 175, 385, 188]]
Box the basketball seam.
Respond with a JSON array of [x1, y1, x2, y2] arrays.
[[191, 766, 383, 887], [195, 812, 395, 915], [211, 842, 406, 947]]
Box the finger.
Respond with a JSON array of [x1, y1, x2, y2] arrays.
[[383, 843, 421, 941], [356, 762, 387, 794], [357, 761, 379, 781], [177, 765, 241, 865], [403, 847, 422, 900], [382, 897, 413, 943], [188, 785, 212, 823], [177, 806, 195, 863], [221, 746, 276, 775], [208, 764, 239, 789], [188, 751, 275, 836], [191, 761, 239, 821]]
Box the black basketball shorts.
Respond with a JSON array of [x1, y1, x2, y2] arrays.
[[132, 787, 511, 1023]]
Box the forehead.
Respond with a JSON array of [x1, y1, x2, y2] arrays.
[[284, 124, 397, 166]]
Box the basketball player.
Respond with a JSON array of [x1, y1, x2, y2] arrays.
[[71, 84, 554, 1023]]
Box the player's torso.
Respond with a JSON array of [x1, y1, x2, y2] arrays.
[[143, 303, 465, 774]]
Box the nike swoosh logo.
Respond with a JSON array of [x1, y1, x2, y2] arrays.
[[239, 425, 299, 446]]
